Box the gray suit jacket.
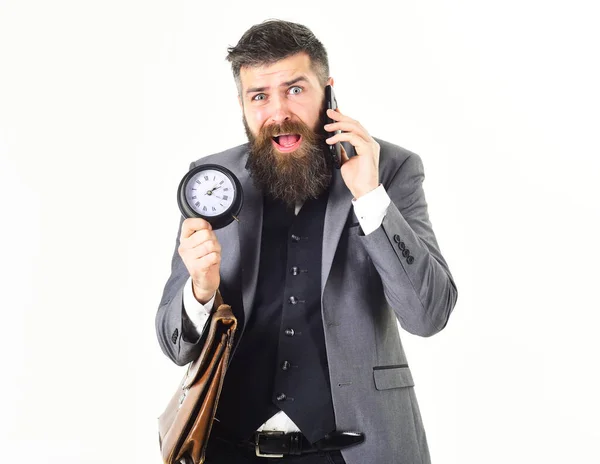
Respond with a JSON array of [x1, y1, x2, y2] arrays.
[[156, 138, 458, 464]]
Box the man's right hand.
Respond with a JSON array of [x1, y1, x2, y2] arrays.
[[178, 218, 221, 304]]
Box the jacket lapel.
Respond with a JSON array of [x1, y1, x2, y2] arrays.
[[321, 148, 354, 296], [236, 158, 263, 322]]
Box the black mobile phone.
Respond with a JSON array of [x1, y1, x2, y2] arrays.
[[324, 85, 342, 169]]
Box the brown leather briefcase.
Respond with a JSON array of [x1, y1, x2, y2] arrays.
[[158, 291, 237, 464]]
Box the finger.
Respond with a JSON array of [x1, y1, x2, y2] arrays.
[[324, 121, 370, 141], [195, 239, 222, 258], [183, 229, 215, 249], [186, 247, 221, 270], [180, 217, 212, 240], [326, 131, 369, 149], [326, 108, 353, 122], [193, 252, 221, 273], [182, 236, 221, 259]]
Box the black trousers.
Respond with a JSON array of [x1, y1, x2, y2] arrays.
[[204, 434, 347, 464]]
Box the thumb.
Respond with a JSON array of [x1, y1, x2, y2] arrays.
[[339, 144, 350, 165]]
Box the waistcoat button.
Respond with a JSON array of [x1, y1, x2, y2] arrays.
[[276, 393, 287, 401], [291, 234, 300, 242], [289, 296, 298, 304], [281, 361, 291, 371], [284, 328, 295, 337], [291, 266, 299, 275]]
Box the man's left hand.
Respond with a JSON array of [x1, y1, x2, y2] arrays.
[[324, 108, 380, 199]]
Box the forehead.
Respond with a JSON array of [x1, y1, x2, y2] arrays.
[[239, 52, 319, 91]]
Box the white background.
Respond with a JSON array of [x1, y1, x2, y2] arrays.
[[1, 1, 599, 463]]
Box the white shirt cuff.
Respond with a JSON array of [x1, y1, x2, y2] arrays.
[[351, 184, 391, 235], [183, 278, 215, 332]]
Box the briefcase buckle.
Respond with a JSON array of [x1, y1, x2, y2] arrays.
[[255, 431, 285, 457]]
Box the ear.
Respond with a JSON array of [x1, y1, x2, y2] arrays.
[[326, 77, 334, 87], [237, 94, 243, 110]]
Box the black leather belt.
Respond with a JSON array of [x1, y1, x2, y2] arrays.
[[248, 430, 365, 458]]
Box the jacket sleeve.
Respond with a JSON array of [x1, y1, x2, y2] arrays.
[[359, 151, 458, 337], [155, 161, 211, 366]]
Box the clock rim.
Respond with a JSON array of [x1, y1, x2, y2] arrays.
[[177, 163, 243, 228]]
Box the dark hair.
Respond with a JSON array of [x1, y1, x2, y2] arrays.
[[226, 19, 330, 96]]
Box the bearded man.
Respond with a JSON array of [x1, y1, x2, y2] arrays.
[[156, 19, 458, 464]]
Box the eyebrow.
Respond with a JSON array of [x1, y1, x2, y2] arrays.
[[245, 76, 309, 95]]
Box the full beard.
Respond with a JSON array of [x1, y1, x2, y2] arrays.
[[243, 115, 332, 208]]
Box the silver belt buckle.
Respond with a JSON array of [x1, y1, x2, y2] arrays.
[[255, 430, 285, 458]]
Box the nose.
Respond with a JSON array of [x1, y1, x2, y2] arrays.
[[269, 95, 292, 125]]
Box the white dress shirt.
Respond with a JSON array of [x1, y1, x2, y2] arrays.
[[182, 184, 391, 432]]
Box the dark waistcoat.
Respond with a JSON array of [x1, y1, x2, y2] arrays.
[[215, 189, 336, 444]]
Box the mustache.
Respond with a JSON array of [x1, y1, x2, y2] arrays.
[[255, 119, 323, 146]]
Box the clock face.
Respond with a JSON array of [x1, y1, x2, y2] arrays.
[[185, 169, 236, 217], [177, 163, 243, 229]]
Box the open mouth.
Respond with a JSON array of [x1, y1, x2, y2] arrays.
[[272, 133, 302, 152]]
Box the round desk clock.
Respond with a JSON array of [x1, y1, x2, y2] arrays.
[[177, 164, 243, 230]]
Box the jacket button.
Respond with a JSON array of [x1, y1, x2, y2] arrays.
[[289, 296, 298, 304], [281, 361, 291, 371], [284, 328, 295, 337], [291, 234, 300, 243], [402, 248, 410, 258], [407, 255, 414, 264], [291, 266, 299, 275], [276, 393, 287, 401], [393, 234, 401, 243], [399, 241, 406, 250]]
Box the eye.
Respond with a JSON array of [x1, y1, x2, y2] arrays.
[[252, 93, 266, 101], [289, 86, 303, 95]]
